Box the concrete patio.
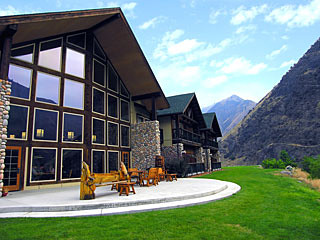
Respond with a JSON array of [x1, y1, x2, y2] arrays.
[[0, 178, 241, 218]]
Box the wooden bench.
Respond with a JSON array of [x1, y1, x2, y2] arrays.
[[118, 182, 136, 196]]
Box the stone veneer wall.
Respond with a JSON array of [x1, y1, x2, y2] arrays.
[[204, 148, 211, 171], [0, 79, 11, 196], [161, 143, 183, 163], [131, 121, 161, 170]]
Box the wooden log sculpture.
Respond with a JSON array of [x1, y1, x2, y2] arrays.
[[80, 161, 129, 200]]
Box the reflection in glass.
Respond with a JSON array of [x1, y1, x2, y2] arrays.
[[62, 149, 82, 179], [31, 148, 56, 181], [93, 150, 105, 173], [108, 94, 118, 118], [8, 105, 28, 139], [67, 33, 86, 49], [108, 64, 118, 92], [65, 48, 85, 78], [34, 109, 58, 141], [121, 125, 130, 147], [92, 118, 105, 144], [120, 81, 129, 97], [11, 45, 34, 63], [94, 39, 106, 60], [120, 100, 129, 121], [108, 122, 118, 146], [93, 88, 105, 114], [63, 113, 83, 142], [39, 39, 62, 71], [8, 64, 32, 99], [64, 79, 84, 109], [93, 59, 105, 86], [108, 151, 118, 172], [36, 72, 60, 105]]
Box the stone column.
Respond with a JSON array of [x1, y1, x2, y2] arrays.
[[0, 79, 12, 196], [131, 121, 161, 170]]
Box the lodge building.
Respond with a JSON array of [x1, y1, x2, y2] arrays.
[[0, 8, 169, 191]]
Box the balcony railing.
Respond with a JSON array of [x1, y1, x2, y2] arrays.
[[202, 139, 218, 148], [172, 128, 201, 144]]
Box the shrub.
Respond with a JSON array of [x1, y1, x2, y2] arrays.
[[302, 155, 320, 179], [262, 158, 285, 169], [279, 150, 297, 167]]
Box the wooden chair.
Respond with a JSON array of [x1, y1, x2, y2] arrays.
[[141, 168, 158, 187], [157, 168, 166, 182], [128, 168, 140, 184]]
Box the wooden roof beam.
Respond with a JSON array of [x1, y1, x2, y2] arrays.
[[131, 92, 161, 101]]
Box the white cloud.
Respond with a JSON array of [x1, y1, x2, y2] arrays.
[[235, 24, 256, 34], [209, 10, 222, 24], [281, 35, 289, 40], [280, 60, 296, 68], [265, 0, 320, 27], [122, 2, 136, 11], [203, 75, 228, 88], [266, 45, 287, 59], [56, 0, 62, 8], [231, 4, 268, 25], [139, 16, 166, 30], [214, 57, 267, 75], [0, 5, 21, 16], [105, 1, 119, 8], [168, 39, 204, 55]]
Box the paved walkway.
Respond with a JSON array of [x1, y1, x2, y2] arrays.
[[0, 178, 240, 218]]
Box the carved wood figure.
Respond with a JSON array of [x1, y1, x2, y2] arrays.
[[80, 161, 129, 200]]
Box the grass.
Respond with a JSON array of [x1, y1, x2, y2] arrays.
[[1, 166, 320, 240], [292, 168, 320, 191]]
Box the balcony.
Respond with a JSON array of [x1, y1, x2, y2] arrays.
[[202, 139, 219, 149], [172, 128, 201, 145]]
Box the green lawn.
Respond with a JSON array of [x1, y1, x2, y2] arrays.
[[2, 166, 320, 240]]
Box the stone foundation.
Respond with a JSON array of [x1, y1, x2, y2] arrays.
[[131, 121, 161, 170], [0, 79, 11, 196]]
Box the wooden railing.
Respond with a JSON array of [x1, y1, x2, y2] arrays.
[[172, 128, 201, 143], [202, 139, 218, 148]]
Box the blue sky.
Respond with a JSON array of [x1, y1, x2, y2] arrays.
[[1, 0, 320, 107]]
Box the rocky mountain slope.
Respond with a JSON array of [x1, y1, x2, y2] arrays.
[[203, 95, 256, 135], [220, 38, 320, 166]]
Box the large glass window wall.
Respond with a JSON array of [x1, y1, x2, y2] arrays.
[[9, 32, 131, 185]]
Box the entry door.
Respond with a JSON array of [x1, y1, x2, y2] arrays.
[[4, 146, 22, 191], [121, 152, 130, 169]]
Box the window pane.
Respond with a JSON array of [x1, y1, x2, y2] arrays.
[[120, 81, 129, 97], [94, 39, 106, 60], [67, 33, 86, 49], [34, 109, 58, 141], [92, 118, 105, 144], [36, 72, 60, 105], [65, 48, 85, 78], [121, 125, 130, 147], [93, 150, 105, 173], [120, 100, 129, 121], [8, 105, 28, 140], [64, 79, 84, 109], [108, 95, 118, 118], [62, 149, 82, 179], [93, 59, 105, 86], [39, 39, 62, 71], [108, 151, 118, 172], [93, 88, 105, 114], [63, 113, 83, 143], [11, 45, 34, 63], [108, 122, 118, 146], [31, 148, 56, 181], [8, 64, 32, 99], [108, 64, 118, 92]]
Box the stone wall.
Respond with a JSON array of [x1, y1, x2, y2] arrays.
[[0, 79, 11, 196], [131, 121, 161, 170], [161, 143, 183, 163], [203, 148, 211, 171]]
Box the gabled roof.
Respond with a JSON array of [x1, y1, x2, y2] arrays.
[[0, 8, 169, 111], [202, 112, 222, 137], [157, 93, 194, 116]]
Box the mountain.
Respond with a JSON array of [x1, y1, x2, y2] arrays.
[[203, 95, 256, 135], [220, 38, 320, 166]]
